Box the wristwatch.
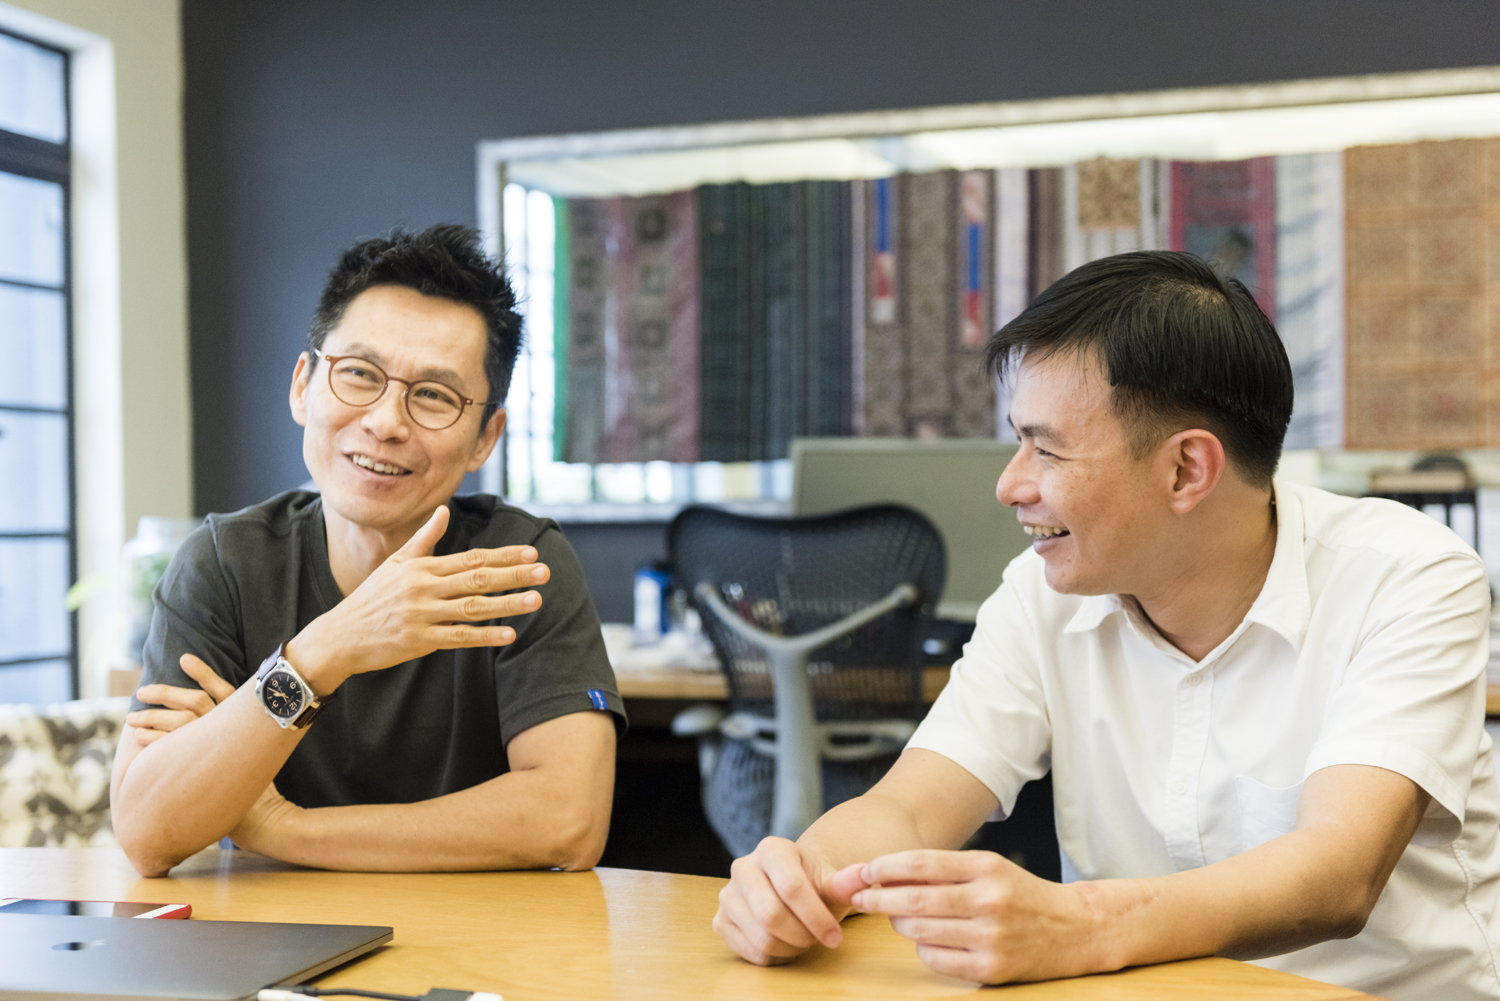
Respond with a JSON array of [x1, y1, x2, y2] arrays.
[[254, 644, 333, 729]]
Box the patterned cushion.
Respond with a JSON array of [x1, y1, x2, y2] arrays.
[[0, 697, 129, 847]]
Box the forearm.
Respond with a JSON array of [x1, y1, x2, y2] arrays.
[[110, 679, 305, 875], [1085, 825, 1394, 970], [799, 748, 998, 873], [239, 766, 611, 872]]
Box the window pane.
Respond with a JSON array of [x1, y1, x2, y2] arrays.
[[0, 284, 65, 408], [0, 537, 70, 662], [0, 410, 68, 532], [0, 172, 64, 287], [0, 33, 65, 144], [0, 659, 70, 704]]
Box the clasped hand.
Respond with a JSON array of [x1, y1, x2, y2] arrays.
[[715, 837, 1108, 985]]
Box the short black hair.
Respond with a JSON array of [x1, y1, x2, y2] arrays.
[[987, 250, 1292, 488], [309, 224, 522, 430]]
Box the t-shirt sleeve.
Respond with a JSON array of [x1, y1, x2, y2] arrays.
[[1304, 551, 1490, 847], [130, 520, 251, 712], [906, 570, 1052, 820], [492, 523, 625, 743]]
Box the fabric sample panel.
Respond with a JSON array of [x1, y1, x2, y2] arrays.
[[1169, 157, 1278, 320], [616, 191, 699, 462], [699, 180, 852, 461], [1344, 138, 1498, 450], [698, 183, 755, 462], [1065, 159, 1160, 274], [1028, 168, 1066, 303], [561, 198, 607, 464], [862, 175, 906, 437], [1276, 153, 1345, 450]]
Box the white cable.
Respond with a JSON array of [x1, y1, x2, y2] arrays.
[[256, 992, 304, 1001]]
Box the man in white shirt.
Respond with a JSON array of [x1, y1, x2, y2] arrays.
[[712, 251, 1500, 997]]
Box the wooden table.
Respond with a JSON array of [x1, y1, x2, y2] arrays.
[[1, 848, 1371, 999]]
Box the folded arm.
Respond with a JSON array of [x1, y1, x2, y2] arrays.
[[112, 663, 615, 876], [716, 748, 1428, 983], [225, 709, 614, 872]]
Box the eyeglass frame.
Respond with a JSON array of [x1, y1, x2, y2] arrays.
[[311, 349, 499, 431]]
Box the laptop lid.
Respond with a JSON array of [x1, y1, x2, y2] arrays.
[[0, 913, 393, 1001]]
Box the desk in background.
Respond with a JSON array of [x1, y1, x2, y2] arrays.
[[2, 847, 1373, 1000]]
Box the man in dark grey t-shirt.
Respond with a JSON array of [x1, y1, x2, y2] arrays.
[[110, 225, 623, 876]]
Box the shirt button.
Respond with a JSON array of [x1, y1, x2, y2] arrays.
[[1173, 779, 1188, 795], [1187, 673, 1202, 686]]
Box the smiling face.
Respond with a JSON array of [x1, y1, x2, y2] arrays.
[[997, 350, 1174, 596], [289, 284, 503, 541]]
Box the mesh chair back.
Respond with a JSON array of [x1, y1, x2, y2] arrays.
[[669, 505, 946, 722]]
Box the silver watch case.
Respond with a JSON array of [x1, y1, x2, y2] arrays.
[[254, 644, 328, 730]]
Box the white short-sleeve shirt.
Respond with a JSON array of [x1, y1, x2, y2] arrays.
[[908, 481, 1500, 998]]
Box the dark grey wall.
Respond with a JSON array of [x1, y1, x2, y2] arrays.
[[183, 0, 1500, 513]]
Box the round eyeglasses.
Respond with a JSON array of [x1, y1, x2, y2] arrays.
[[314, 350, 493, 431]]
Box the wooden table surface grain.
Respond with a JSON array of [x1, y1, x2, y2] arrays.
[[0, 848, 1373, 1000]]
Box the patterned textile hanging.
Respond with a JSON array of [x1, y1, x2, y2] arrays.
[[1168, 157, 1278, 319], [856, 170, 998, 439], [1275, 153, 1345, 450], [697, 180, 853, 461], [1344, 138, 1499, 450], [555, 192, 700, 464]]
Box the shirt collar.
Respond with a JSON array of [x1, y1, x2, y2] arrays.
[[1060, 480, 1311, 652], [1240, 479, 1311, 652]]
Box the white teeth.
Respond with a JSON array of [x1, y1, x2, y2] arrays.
[[1023, 524, 1069, 539], [350, 453, 409, 476]]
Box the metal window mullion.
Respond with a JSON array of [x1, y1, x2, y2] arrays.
[[0, 654, 71, 669]]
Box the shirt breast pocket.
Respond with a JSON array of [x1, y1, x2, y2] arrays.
[[1236, 775, 1304, 855]]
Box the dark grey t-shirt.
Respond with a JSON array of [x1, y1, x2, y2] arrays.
[[133, 491, 624, 809]]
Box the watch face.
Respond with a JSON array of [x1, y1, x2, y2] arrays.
[[262, 670, 305, 719]]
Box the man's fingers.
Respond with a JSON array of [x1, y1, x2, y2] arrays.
[[432, 559, 551, 599], [713, 909, 803, 966], [426, 544, 542, 579], [392, 505, 450, 561], [718, 862, 824, 959], [888, 914, 986, 948], [178, 654, 236, 703], [442, 591, 543, 621], [431, 624, 518, 649], [764, 860, 843, 949], [125, 708, 196, 732], [132, 683, 216, 717], [826, 861, 873, 909], [914, 941, 1007, 985], [852, 882, 978, 919], [133, 726, 167, 746], [863, 848, 1002, 888]]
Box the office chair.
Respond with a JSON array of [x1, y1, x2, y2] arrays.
[[668, 505, 945, 857]]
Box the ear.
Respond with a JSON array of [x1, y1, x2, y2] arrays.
[[465, 407, 506, 473], [289, 352, 313, 427], [1163, 429, 1226, 515]]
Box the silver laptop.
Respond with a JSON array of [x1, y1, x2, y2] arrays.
[[0, 913, 392, 1001]]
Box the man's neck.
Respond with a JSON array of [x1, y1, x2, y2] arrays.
[[322, 504, 433, 597], [1130, 492, 1278, 663]]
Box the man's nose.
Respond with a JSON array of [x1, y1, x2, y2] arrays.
[[361, 385, 411, 439], [996, 449, 1038, 508]]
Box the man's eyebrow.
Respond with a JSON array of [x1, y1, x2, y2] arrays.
[[338, 341, 471, 394], [1014, 420, 1067, 446]]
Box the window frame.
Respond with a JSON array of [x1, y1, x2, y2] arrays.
[[0, 26, 77, 697]]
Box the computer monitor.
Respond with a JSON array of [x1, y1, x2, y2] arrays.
[[790, 438, 1031, 622]]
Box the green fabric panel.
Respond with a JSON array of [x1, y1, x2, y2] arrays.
[[552, 196, 569, 463]]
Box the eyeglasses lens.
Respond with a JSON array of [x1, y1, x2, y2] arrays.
[[407, 383, 465, 429], [328, 358, 464, 430]]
